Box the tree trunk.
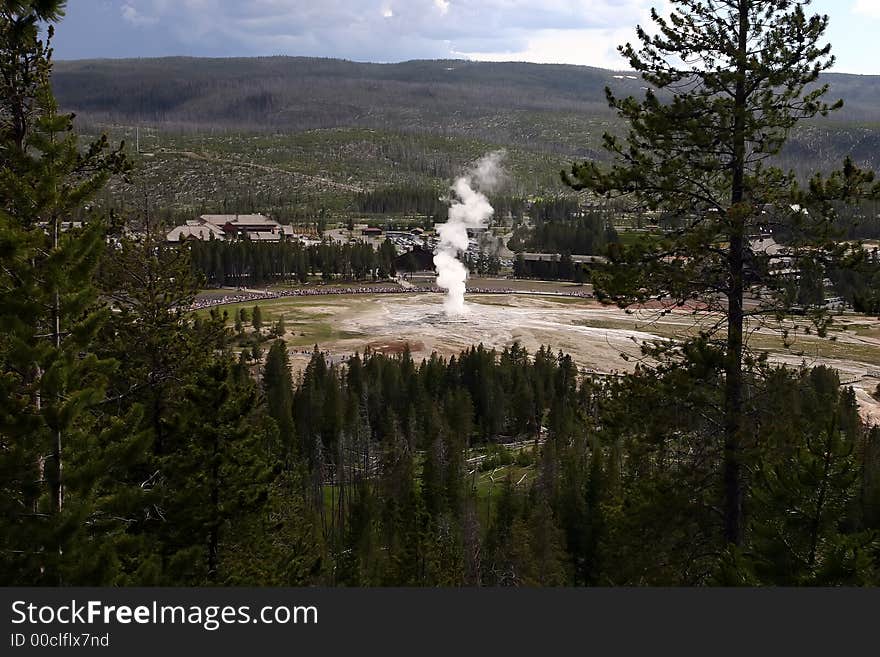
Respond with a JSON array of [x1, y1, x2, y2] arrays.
[[724, 228, 745, 546], [50, 217, 63, 513], [207, 432, 220, 582], [723, 0, 750, 547]]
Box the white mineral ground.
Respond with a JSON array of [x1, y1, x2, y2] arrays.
[[279, 292, 880, 423]]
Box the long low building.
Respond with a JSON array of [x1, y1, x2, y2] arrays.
[[520, 253, 609, 265], [166, 214, 310, 243]]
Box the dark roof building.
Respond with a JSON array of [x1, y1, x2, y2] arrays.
[[393, 245, 436, 272]]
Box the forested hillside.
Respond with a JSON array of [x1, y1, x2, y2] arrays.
[[54, 57, 880, 171], [54, 57, 623, 154]]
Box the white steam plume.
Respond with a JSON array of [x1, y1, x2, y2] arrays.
[[434, 151, 506, 316]]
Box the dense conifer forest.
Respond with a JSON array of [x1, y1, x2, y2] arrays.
[[189, 238, 398, 286]]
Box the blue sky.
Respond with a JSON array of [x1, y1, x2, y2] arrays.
[[51, 1, 880, 74]]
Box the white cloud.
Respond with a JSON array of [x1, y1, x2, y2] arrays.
[[434, 0, 450, 14], [454, 26, 635, 69], [853, 0, 880, 19], [451, 1, 658, 69], [120, 3, 160, 27]]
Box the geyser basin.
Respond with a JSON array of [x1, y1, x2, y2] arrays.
[[413, 310, 474, 326], [267, 290, 880, 423], [330, 294, 663, 369]]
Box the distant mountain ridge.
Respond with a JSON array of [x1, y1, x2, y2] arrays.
[[52, 56, 880, 171], [53, 56, 880, 124]]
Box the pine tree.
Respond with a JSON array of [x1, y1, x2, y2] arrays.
[[373, 411, 423, 584], [0, 1, 129, 583], [263, 339, 296, 463], [272, 314, 286, 338], [564, 0, 876, 547], [252, 304, 263, 334], [746, 370, 876, 584], [97, 225, 204, 455], [157, 357, 271, 584]]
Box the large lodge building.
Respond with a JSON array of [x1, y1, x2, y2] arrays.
[[166, 214, 313, 243]]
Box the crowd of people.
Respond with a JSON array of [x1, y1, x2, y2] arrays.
[[188, 283, 594, 311]]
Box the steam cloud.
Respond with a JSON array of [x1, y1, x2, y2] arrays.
[[434, 151, 506, 316]]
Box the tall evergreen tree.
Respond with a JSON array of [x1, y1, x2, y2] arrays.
[[564, 0, 876, 548], [158, 357, 272, 584], [0, 0, 129, 583], [263, 339, 296, 463], [745, 369, 876, 584], [97, 226, 203, 455], [252, 304, 263, 334]]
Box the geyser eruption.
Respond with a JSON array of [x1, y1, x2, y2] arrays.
[[434, 151, 505, 316]]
